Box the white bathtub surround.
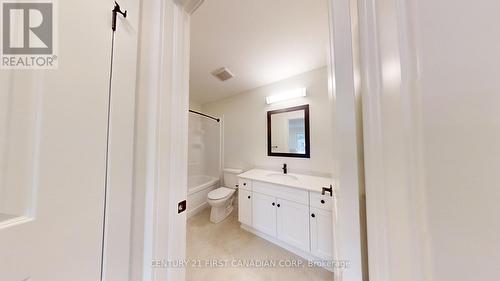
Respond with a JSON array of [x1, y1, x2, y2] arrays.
[[188, 105, 222, 179], [188, 103, 223, 219], [207, 168, 242, 223], [187, 175, 219, 218], [237, 169, 335, 271]]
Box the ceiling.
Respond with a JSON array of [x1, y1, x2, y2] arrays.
[[190, 0, 330, 104]]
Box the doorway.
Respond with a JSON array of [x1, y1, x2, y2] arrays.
[[183, 0, 365, 280], [135, 0, 367, 280]]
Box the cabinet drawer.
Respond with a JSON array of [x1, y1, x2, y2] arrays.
[[238, 178, 252, 190], [253, 181, 308, 205], [310, 192, 333, 211]]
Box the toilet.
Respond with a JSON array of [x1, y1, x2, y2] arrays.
[[207, 168, 243, 223]]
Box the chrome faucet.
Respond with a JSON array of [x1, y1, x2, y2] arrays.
[[282, 163, 288, 174]]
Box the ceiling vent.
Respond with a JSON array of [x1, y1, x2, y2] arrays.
[[212, 67, 235, 81]]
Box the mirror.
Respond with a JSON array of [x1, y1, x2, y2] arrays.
[[267, 105, 310, 158]]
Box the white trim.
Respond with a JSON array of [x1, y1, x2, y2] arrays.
[[357, 0, 431, 280], [0, 216, 33, 230], [176, 0, 205, 15], [130, 1, 191, 281], [327, 0, 368, 280]]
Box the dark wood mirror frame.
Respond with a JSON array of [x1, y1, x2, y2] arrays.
[[267, 104, 310, 158]]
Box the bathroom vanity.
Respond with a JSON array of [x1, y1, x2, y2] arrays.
[[237, 169, 334, 265]]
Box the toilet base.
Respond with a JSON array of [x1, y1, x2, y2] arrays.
[[210, 204, 234, 223]]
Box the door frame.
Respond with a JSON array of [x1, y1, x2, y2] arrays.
[[327, 0, 368, 280], [355, 0, 431, 280], [134, 0, 369, 280], [129, 1, 196, 281]]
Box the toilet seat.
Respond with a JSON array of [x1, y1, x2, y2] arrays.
[[208, 187, 234, 200]]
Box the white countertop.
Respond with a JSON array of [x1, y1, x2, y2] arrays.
[[238, 169, 332, 193]]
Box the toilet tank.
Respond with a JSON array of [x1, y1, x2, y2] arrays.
[[223, 168, 243, 189]]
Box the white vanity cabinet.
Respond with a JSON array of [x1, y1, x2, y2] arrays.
[[237, 171, 334, 264], [276, 198, 310, 252], [310, 207, 334, 260], [309, 192, 334, 259], [252, 192, 277, 237], [249, 191, 311, 252], [238, 189, 252, 226], [237, 178, 252, 190]]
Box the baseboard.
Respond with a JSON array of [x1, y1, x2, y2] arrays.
[[187, 202, 209, 219]]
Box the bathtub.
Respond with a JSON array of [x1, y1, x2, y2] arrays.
[[187, 175, 219, 218]]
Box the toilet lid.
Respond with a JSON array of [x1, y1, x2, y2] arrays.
[[208, 187, 234, 200]]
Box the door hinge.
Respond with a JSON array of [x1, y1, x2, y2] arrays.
[[112, 1, 127, 31]]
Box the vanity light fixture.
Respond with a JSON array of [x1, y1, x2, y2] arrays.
[[266, 88, 307, 104]]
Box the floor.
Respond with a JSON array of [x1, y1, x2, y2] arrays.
[[0, 213, 16, 221], [186, 208, 332, 281]]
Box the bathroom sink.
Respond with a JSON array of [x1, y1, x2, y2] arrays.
[[239, 169, 332, 192], [266, 173, 299, 181]]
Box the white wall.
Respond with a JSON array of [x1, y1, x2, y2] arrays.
[[418, 1, 500, 280], [189, 100, 202, 111], [360, 0, 500, 280], [201, 66, 332, 176]]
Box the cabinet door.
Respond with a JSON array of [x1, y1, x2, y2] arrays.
[[310, 207, 333, 260], [238, 189, 252, 226], [252, 192, 277, 237], [276, 199, 311, 252]]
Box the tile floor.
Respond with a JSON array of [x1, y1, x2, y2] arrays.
[[186, 208, 332, 281]]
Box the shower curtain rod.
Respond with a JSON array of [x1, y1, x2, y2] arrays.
[[189, 110, 220, 122]]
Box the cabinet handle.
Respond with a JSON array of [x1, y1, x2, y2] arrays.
[[243, 183, 247, 186], [272, 202, 275, 206], [277, 204, 281, 208], [311, 213, 316, 218], [248, 196, 251, 199], [321, 200, 325, 204], [236, 184, 239, 188], [322, 185, 334, 197]]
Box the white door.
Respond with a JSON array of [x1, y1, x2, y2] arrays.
[[252, 192, 276, 237], [276, 199, 310, 252], [310, 207, 333, 260], [0, 1, 116, 280], [238, 189, 252, 226]]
